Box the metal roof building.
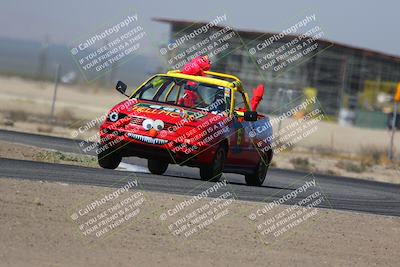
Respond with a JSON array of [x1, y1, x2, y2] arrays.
[[155, 18, 400, 126]]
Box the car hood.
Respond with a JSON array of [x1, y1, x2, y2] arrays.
[[110, 99, 225, 128]]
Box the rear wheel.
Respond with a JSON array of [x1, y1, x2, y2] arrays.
[[148, 159, 169, 175], [98, 145, 122, 169], [245, 153, 270, 186], [200, 145, 226, 182]]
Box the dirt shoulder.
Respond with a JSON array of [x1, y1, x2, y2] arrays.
[[0, 178, 399, 267], [0, 140, 98, 168], [273, 149, 400, 184]]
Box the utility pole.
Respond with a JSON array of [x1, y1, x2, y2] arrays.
[[276, 88, 293, 134], [277, 88, 284, 135], [37, 35, 49, 81], [102, 38, 109, 87], [389, 83, 400, 160], [389, 102, 398, 160], [338, 58, 347, 116], [49, 64, 61, 124]]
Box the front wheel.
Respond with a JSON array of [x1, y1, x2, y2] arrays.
[[200, 146, 226, 182], [148, 159, 169, 175], [98, 145, 122, 169], [245, 153, 270, 186]]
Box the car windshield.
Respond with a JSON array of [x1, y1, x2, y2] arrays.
[[131, 76, 231, 115]]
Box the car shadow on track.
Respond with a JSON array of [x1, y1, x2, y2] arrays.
[[160, 172, 292, 191]]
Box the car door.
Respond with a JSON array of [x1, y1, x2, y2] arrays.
[[226, 91, 259, 167]]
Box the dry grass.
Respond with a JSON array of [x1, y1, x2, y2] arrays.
[[336, 160, 366, 173], [308, 145, 337, 156], [359, 145, 391, 166], [323, 169, 338, 176], [6, 110, 28, 122], [35, 150, 97, 167], [37, 125, 53, 133], [1, 118, 14, 126], [289, 157, 313, 171], [57, 108, 77, 122]]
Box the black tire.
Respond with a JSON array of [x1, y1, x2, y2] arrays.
[[245, 153, 270, 186], [200, 145, 226, 182], [98, 146, 122, 169], [148, 159, 169, 175]]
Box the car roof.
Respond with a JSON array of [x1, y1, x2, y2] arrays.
[[162, 70, 243, 92]]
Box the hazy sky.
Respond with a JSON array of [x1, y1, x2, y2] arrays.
[[1, 0, 399, 56]]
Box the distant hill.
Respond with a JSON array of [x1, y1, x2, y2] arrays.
[[0, 37, 161, 87]]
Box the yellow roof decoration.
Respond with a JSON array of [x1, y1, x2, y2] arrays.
[[164, 70, 243, 92]]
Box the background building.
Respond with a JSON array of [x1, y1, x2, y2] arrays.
[[156, 18, 400, 128]]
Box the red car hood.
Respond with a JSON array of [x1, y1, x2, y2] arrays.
[[110, 99, 224, 128]]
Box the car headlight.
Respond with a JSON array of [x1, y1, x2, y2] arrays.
[[108, 112, 119, 122]]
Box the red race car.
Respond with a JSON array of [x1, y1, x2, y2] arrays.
[[98, 70, 273, 186]]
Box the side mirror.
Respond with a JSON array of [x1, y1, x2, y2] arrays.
[[116, 81, 128, 96], [244, 111, 258, 121]]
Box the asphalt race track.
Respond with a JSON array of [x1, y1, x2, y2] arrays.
[[0, 129, 399, 217]]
